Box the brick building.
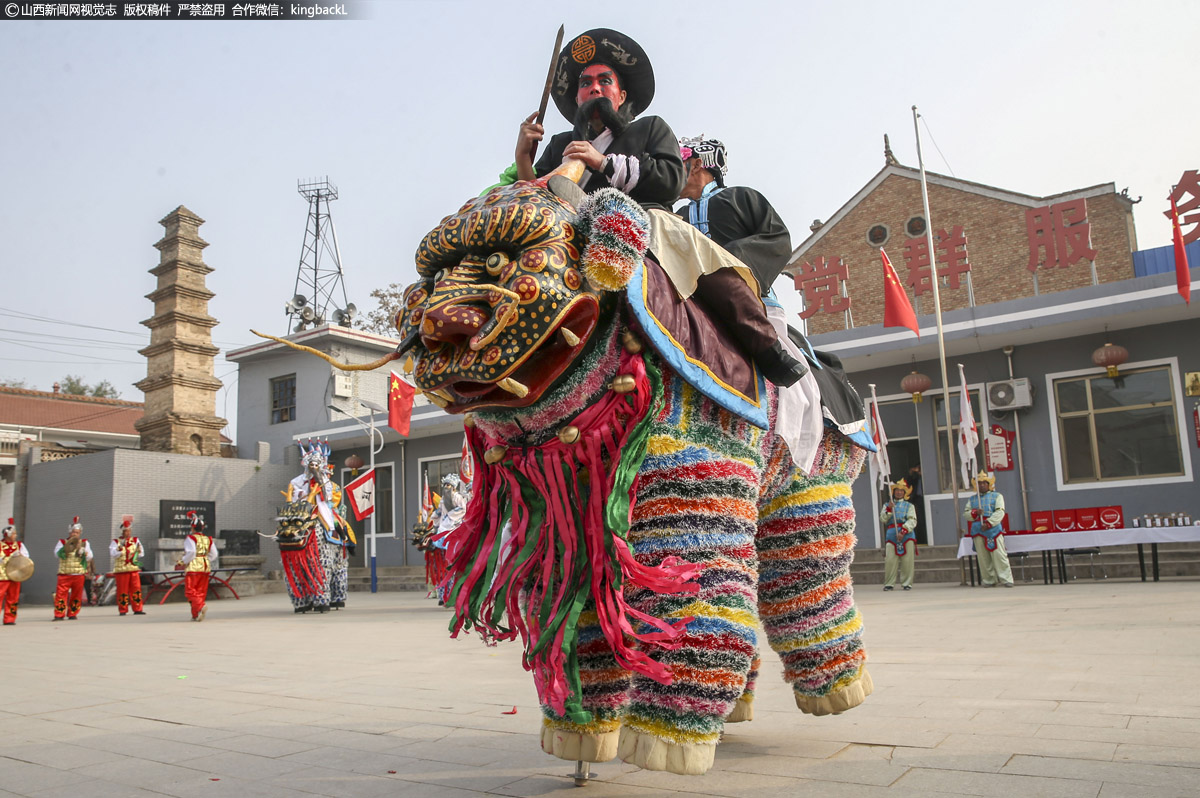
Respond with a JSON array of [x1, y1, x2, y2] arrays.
[[788, 154, 1200, 565], [788, 162, 1138, 334]]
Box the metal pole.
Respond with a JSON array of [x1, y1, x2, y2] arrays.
[[1004, 346, 1032, 534], [913, 106, 964, 582], [368, 416, 378, 594]]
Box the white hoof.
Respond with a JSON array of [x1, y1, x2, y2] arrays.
[[724, 695, 754, 723], [617, 728, 715, 775], [540, 725, 619, 762]]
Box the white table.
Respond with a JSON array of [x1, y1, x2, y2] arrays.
[[956, 526, 1200, 583]]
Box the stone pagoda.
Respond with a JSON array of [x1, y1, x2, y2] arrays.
[[134, 206, 227, 456]]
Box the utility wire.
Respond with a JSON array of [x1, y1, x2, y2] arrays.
[[920, 116, 955, 178]]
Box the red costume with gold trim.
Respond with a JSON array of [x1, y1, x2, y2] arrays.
[[1, 520, 29, 625], [183, 513, 217, 621], [54, 518, 92, 620], [110, 521, 145, 615]]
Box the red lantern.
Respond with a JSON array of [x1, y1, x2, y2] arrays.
[[900, 370, 932, 403], [344, 453, 365, 475], [1092, 342, 1128, 378]]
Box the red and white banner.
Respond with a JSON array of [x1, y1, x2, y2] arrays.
[[984, 423, 1015, 471], [345, 468, 376, 522]]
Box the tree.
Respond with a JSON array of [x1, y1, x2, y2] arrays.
[[59, 375, 121, 399], [361, 283, 407, 338], [0, 377, 29, 389]]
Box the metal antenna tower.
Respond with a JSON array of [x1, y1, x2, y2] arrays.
[[284, 177, 357, 333]]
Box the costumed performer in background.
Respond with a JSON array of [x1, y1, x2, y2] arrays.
[[880, 478, 918, 591], [53, 517, 92, 621], [1, 519, 31, 625], [963, 472, 1013, 588], [110, 519, 146, 615], [182, 512, 218, 621]]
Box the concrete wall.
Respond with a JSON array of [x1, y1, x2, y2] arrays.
[[847, 318, 1200, 549], [330, 429, 462, 568], [21, 444, 295, 604]]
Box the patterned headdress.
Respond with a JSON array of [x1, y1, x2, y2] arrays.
[[973, 471, 994, 487], [69, 515, 82, 533], [188, 511, 206, 532], [891, 478, 913, 499], [551, 28, 655, 121], [679, 135, 728, 185], [2, 518, 14, 539]]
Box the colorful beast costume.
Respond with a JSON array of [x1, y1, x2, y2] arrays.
[[383, 170, 872, 775]]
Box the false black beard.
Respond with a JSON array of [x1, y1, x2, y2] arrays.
[[572, 97, 634, 141]]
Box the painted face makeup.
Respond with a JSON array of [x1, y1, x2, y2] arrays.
[[575, 64, 625, 113]]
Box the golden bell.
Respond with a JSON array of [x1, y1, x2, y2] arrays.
[[483, 446, 507, 465], [610, 374, 637, 394], [557, 426, 581, 445], [621, 329, 643, 354]]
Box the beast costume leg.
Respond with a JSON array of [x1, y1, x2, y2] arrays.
[[329, 548, 348, 607], [755, 429, 873, 715], [315, 539, 336, 611], [539, 601, 629, 763], [618, 375, 762, 775]]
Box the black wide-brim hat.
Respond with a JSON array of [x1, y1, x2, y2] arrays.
[[552, 28, 654, 122]]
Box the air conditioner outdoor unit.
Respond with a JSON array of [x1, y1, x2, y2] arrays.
[[987, 378, 1033, 411]]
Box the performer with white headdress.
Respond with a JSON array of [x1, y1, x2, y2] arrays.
[[110, 519, 146, 616]]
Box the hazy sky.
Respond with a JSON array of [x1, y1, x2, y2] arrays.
[[2, 0, 1196, 441]]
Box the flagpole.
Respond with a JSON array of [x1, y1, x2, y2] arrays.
[[869, 384, 891, 550], [913, 106, 964, 584]]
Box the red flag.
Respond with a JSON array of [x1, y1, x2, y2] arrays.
[[1171, 197, 1191, 305], [881, 249, 919, 337], [388, 371, 415, 436]]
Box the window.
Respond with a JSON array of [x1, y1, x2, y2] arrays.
[[931, 390, 984, 492], [270, 375, 296, 424], [1054, 366, 1184, 483], [374, 465, 394, 537], [421, 456, 461, 500]]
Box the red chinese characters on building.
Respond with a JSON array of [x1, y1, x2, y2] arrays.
[[903, 225, 972, 297], [1026, 198, 1098, 272], [794, 255, 852, 319], [1165, 169, 1200, 245]]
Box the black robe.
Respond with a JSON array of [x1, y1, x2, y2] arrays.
[[534, 116, 684, 212], [677, 186, 793, 294]]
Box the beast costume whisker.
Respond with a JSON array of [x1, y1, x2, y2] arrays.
[[250, 329, 403, 370]]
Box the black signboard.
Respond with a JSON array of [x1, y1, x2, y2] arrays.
[[159, 500, 215, 538], [219, 530, 260, 556]]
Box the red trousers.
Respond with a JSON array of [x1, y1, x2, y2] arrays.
[[54, 574, 85, 618], [114, 571, 143, 614], [185, 572, 210, 619], [1, 580, 19, 624]]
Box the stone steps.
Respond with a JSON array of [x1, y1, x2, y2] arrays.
[[849, 541, 1200, 584]]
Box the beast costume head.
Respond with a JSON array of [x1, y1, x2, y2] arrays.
[[551, 28, 654, 124], [393, 175, 649, 412]]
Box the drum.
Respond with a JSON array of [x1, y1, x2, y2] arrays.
[[4, 554, 34, 583]]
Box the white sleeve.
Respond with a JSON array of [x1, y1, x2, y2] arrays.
[[208, 540, 219, 571], [83, 541, 94, 561], [109, 539, 119, 559], [19, 543, 29, 558], [54, 540, 64, 557], [182, 536, 196, 564], [137, 540, 145, 559]]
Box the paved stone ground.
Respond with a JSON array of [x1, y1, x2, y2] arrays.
[[3, 578, 1200, 797]]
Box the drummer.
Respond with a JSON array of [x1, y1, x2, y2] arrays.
[[1, 518, 31, 625]]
